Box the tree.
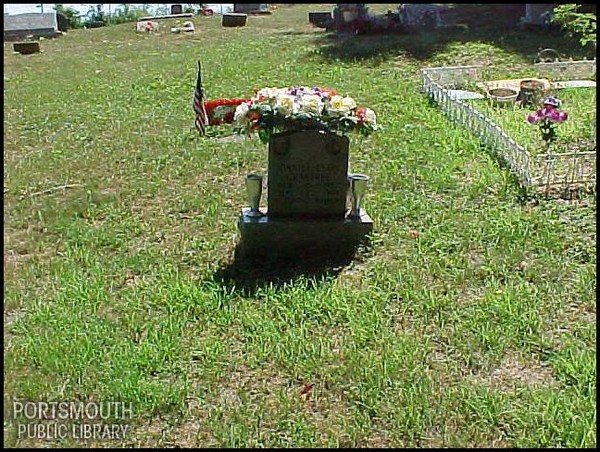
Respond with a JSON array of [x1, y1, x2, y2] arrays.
[[552, 4, 596, 48], [54, 4, 83, 28], [155, 4, 169, 16], [111, 4, 149, 24], [83, 4, 107, 28]]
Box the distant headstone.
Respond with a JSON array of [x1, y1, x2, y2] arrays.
[[524, 4, 555, 25], [4, 12, 62, 41], [222, 13, 247, 27], [308, 12, 333, 28], [267, 131, 349, 219], [13, 41, 40, 55], [171, 5, 183, 15], [233, 4, 270, 14], [399, 4, 443, 30]]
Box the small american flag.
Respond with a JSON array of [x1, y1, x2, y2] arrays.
[[193, 61, 209, 135]]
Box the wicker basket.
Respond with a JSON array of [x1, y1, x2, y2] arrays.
[[519, 79, 548, 108]]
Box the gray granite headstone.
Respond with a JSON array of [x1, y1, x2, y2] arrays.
[[267, 130, 349, 219]]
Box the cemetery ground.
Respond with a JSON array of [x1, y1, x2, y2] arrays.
[[467, 87, 596, 158], [3, 4, 596, 448]]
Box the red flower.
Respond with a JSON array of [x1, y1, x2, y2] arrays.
[[248, 111, 261, 122], [356, 107, 367, 125]]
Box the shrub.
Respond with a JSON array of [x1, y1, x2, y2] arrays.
[[552, 4, 597, 48], [54, 4, 84, 29]]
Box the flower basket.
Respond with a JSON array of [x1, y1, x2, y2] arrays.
[[519, 79, 548, 107], [487, 88, 518, 108]]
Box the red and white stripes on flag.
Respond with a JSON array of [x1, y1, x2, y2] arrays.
[[193, 61, 209, 135]]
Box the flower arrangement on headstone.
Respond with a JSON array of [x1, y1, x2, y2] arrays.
[[232, 86, 381, 143]]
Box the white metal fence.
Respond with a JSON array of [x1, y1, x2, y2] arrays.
[[421, 61, 596, 196]]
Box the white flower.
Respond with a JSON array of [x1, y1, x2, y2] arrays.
[[233, 103, 250, 125], [254, 87, 288, 102], [327, 95, 357, 116], [274, 94, 298, 116], [299, 94, 323, 114], [362, 107, 377, 124]]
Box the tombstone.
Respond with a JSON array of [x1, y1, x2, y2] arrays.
[[524, 4, 555, 25], [519, 79, 548, 107], [13, 41, 40, 55], [233, 4, 270, 14], [267, 131, 349, 219], [398, 4, 443, 30], [308, 12, 333, 28], [222, 13, 247, 27], [170, 4, 183, 15], [4, 12, 63, 41], [237, 130, 373, 258]]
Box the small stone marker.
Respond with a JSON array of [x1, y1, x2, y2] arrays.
[[308, 12, 333, 28], [13, 42, 40, 55], [267, 130, 349, 219], [222, 13, 247, 27]]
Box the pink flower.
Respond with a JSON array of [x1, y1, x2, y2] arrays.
[[526, 104, 568, 124], [545, 108, 568, 123], [548, 109, 561, 122]]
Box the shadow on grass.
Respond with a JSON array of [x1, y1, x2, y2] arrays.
[[273, 30, 323, 36], [212, 245, 362, 296], [480, 142, 596, 202], [478, 142, 534, 202], [310, 4, 591, 64]]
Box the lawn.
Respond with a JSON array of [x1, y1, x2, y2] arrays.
[[3, 4, 596, 448], [468, 87, 596, 156]]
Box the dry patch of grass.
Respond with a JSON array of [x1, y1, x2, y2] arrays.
[[466, 352, 557, 392]]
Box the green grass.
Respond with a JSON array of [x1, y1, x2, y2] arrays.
[[3, 4, 596, 448], [468, 87, 596, 155]]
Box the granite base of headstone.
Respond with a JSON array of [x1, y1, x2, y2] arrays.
[[237, 130, 373, 258]]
